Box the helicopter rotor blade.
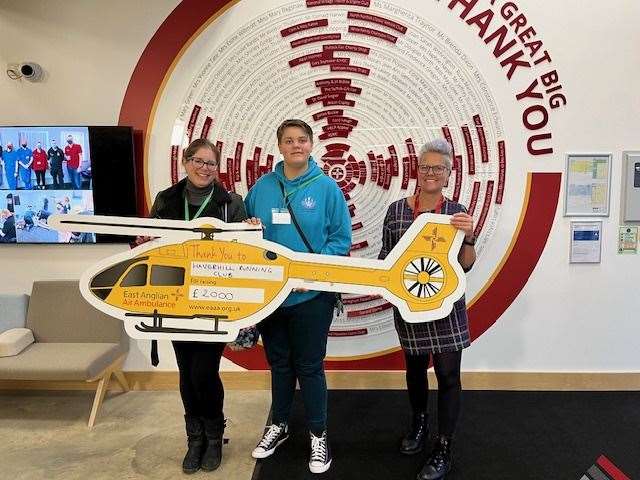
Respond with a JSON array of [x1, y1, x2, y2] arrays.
[[48, 214, 262, 239]]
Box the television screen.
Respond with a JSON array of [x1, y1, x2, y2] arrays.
[[0, 126, 137, 244]]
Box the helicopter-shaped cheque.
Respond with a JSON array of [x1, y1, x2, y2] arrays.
[[49, 212, 466, 343]]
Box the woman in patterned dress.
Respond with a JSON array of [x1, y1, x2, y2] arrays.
[[378, 138, 476, 480]]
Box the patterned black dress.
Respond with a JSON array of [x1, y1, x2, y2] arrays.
[[378, 197, 471, 355]]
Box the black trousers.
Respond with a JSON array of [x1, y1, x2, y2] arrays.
[[50, 165, 64, 187], [35, 171, 46, 186], [172, 341, 225, 420]]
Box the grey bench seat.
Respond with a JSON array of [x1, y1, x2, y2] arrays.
[[0, 280, 130, 428]]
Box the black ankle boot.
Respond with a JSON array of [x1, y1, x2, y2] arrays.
[[417, 435, 452, 480], [400, 411, 427, 455], [201, 416, 225, 471], [183, 415, 205, 474]]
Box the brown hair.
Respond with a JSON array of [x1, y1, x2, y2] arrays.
[[276, 119, 313, 144], [182, 138, 220, 165]]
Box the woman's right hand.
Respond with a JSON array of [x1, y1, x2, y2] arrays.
[[245, 217, 261, 226]]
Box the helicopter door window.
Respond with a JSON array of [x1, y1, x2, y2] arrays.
[[120, 264, 148, 287], [150, 265, 185, 286], [91, 257, 149, 288]]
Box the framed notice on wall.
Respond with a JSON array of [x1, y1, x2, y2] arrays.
[[569, 221, 602, 263], [564, 153, 612, 216]]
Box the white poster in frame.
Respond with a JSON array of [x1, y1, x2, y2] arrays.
[[569, 221, 602, 264], [564, 153, 612, 216]]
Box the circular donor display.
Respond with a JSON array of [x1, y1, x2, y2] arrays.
[[122, 0, 566, 369]]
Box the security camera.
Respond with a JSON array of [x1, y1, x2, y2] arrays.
[[19, 62, 44, 82]]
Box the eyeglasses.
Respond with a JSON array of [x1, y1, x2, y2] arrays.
[[417, 165, 448, 175], [188, 157, 218, 170]]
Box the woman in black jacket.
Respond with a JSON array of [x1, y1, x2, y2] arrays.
[[138, 138, 247, 474]]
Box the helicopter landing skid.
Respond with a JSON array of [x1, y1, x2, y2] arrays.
[[134, 322, 229, 335], [126, 309, 230, 336]]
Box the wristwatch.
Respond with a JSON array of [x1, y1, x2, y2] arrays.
[[463, 235, 476, 246]]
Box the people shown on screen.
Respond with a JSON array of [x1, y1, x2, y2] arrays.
[[64, 135, 83, 189], [23, 205, 36, 231], [0, 209, 16, 242], [37, 197, 51, 224], [32, 142, 48, 190], [48, 139, 65, 188], [16, 141, 33, 190], [6, 193, 14, 213], [61, 196, 71, 213], [54, 201, 73, 242], [378, 138, 476, 480], [3, 143, 18, 190]]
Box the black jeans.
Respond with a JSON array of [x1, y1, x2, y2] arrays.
[[35, 171, 46, 187], [51, 166, 63, 187], [257, 292, 335, 435], [404, 350, 462, 437], [172, 341, 225, 420]]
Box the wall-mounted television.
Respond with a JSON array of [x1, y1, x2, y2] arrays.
[[0, 126, 137, 244]]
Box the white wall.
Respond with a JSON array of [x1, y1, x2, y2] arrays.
[[1, 0, 639, 373], [0, 0, 191, 371]]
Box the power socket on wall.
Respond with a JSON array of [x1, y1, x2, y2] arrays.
[[6, 62, 44, 82]]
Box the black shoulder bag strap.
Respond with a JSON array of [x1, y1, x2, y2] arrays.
[[277, 181, 343, 313], [278, 181, 314, 253]]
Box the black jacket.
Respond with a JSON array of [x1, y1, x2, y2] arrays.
[[149, 178, 247, 223]]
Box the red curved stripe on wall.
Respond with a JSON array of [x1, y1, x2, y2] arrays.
[[118, 0, 233, 212]]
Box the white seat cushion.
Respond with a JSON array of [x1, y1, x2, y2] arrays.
[[0, 328, 35, 357]]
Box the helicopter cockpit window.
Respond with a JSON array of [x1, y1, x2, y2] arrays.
[[120, 264, 148, 287], [150, 265, 185, 286], [91, 257, 149, 288]]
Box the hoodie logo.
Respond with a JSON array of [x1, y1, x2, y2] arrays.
[[301, 196, 316, 210]]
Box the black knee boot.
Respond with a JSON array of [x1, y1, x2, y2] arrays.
[[183, 415, 205, 474], [400, 411, 427, 455], [417, 435, 452, 480], [201, 416, 225, 471]]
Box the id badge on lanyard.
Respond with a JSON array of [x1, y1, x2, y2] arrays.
[[272, 208, 291, 224]]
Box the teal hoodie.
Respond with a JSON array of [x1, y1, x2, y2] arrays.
[[245, 157, 352, 306]]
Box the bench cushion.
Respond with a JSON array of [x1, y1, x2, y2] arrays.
[[0, 294, 29, 332], [26, 281, 125, 345], [0, 343, 123, 380], [0, 328, 35, 357]]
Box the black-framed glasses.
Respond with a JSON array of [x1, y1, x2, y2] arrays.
[[188, 157, 218, 170], [417, 165, 448, 175]]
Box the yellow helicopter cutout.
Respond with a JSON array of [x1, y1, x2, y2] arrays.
[[49, 213, 466, 343]]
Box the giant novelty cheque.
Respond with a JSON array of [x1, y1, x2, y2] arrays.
[[49, 213, 465, 342]]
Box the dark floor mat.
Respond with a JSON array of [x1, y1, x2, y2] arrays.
[[252, 390, 639, 480]]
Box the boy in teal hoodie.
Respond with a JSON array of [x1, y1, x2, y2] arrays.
[[246, 119, 351, 474]]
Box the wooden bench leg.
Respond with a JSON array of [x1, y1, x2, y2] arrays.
[[88, 370, 112, 429], [113, 370, 130, 392]]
